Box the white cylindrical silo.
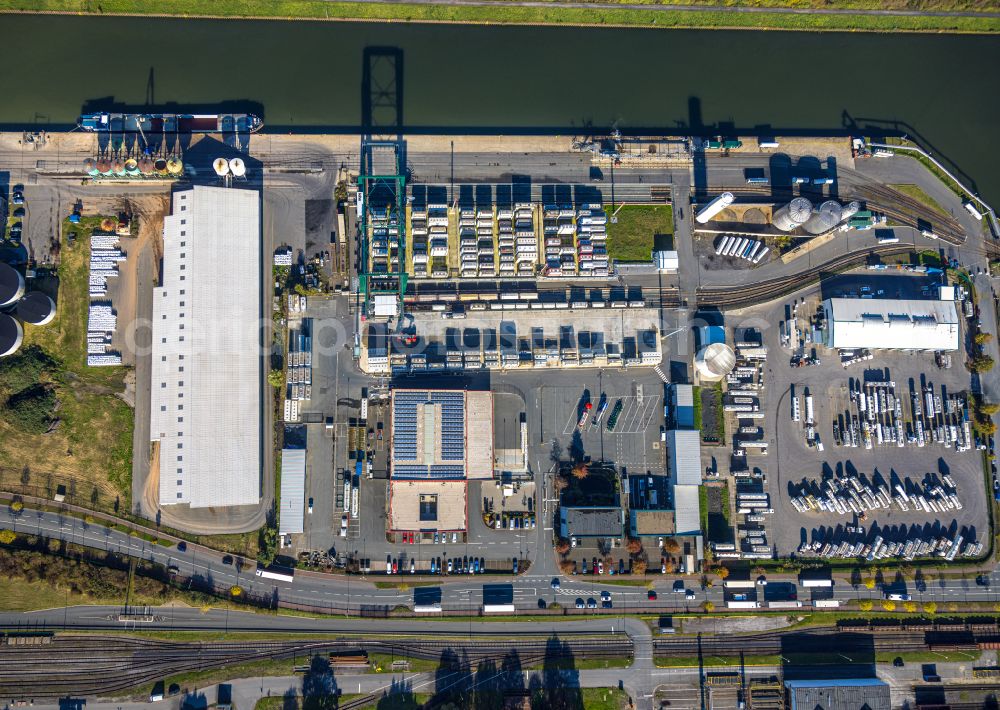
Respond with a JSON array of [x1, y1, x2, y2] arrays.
[[213, 157, 230, 176], [0, 313, 23, 357], [841, 201, 861, 221], [695, 342, 736, 381], [229, 157, 246, 177], [696, 192, 735, 224], [0, 262, 26, 308], [772, 197, 813, 232], [802, 200, 843, 235]]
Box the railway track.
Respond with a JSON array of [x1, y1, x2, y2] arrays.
[[696, 244, 914, 310], [0, 633, 632, 697], [653, 630, 952, 657]]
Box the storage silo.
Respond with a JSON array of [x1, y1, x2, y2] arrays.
[[124, 158, 140, 177], [166, 156, 183, 176], [16, 291, 56, 326], [112, 159, 126, 177], [0, 313, 23, 358], [138, 156, 154, 175], [97, 158, 113, 176], [229, 157, 246, 177], [83, 158, 99, 176], [694, 342, 736, 382], [802, 200, 843, 235], [154, 157, 168, 175], [695, 192, 735, 224], [772, 197, 812, 232], [0, 262, 26, 308], [841, 201, 861, 221], [213, 157, 230, 176]]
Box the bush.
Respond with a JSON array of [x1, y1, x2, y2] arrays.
[[863, 577, 876, 589], [230, 585, 243, 597], [10, 501, 23, 513], [663, 538, 680, 554], [4, 385, 56, 434], [922, 602, 937, 615], [258, 525, 278, 566], [555, 538, 570, 555], [0, 530, 15, 544], [632, 559, 647, 575], [715, 566, 729, 580], [970, 354, 995, 373], [701, 601, 714, 613], [858, 600, 873, 612], [881, 600, 896, 612], [267, 369, 284, 388], [0, 346, 56, 395], [903, 601, 918, 613]]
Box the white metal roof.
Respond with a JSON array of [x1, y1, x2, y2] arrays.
[[673, 484, 701, 536], [152, 186, 261, 508], [667, 429, 702, 486], [279, 448, 306, 535], [824, 298, 959, 351]]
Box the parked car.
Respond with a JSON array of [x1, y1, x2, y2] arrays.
[[386, 556, 392, 574], [647, 590, 657, 600], [685, 590, 696, 600], [576, 598, 585, 609], [447, 559, 454, 573], [598, 561, 604, 575], [602, 600, 613, 609], [410, 559, 415, 574], [392, 559, 398, 574], [600, 591, 611, 602], [307, 497, 314, 514], [587, 598, 597, 609], [222, 555, 233, 565], [512, 557, 519, 574], [177, 541, 187, 552]]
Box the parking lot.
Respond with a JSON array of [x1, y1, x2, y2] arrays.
[[735, 276, 990, 559]]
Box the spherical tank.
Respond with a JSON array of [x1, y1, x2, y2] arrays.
[[0, 313, 23, 358], [166, 157, 183, 176], [228, 157, 246, 177], [83, 158, 99, 176], [694, 342, 736, 381], [154, 157, 168, 174], [771, 197, 812, 232], [15, 292, 56, 326], [213, 157, 230, 176], [802, 200, 843, 235], [112, 159, 126, 176], [97, 158, 112, 175], [138, 156, 154, 174], [0, 262, 26, 308], [125, 158, 140, 176]]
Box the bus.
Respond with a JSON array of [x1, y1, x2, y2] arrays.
[[413, 603, 443, 614], [256, 566, 295, 583]]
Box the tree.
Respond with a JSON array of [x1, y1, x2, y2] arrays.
[[632, 559, 647, 576], [701, 601, 715, 613], [881, 600, 897, 612], [715, 566, 730, 580], [947, 602, 959, 612], [258, 525, 279, 566], [663, 559, 676, 574], [922, 601, 938, 615], [9, 501, 23, 513], [979, 419, 998, 436], [0, 529, 15, 545], [570, 462, 590, 480], [552, 475, 569, 494], [863, 577, 876, 589], [970, 354, 995, 373], [555, 538, 570, 555], [663, 538, 680, 554], [229, 585, 243, 597], [558, 560, 575, 575], [976, 332, 993, 346], [979, 402, 1000, 416], [858, 599, 873, 612], [626, 538, 643, 555], [266, 369, 284, 388], [903, 601, 918, 613]]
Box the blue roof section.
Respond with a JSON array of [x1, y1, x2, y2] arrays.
[[392, 389, 466, 479]]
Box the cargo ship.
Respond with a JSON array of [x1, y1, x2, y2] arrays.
[[78, 112, 263, 134]]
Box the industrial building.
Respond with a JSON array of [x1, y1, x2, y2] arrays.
[[784, 679, 890, 710], [151, 186, 262, 508], [559, 506, 625, 539], [822, 297, 960, 351], [387, 388, 494, 532], [278, 426, 307, 536]]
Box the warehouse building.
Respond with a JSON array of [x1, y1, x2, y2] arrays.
[[560, 506, 625, 539], [387, 388, 494, 532], [823, 297, 960, 351], [152, 186, 262, 509], [784, 679, 890, 710]]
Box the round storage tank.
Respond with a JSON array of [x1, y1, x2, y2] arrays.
[[229, 157, 246, 177], [695, 342, 736, 381], [213, 157, 230, 176], [772, 197, 812, 232], [167, 157, 183, 176], [841, 201, 861, 221], [16, 291, 56, 326], [112, 159, 126, 177], [125, 158, 140, 176], [154, 157, 168, 174], [802, 200, 843, 235], [83, 158, 99, 176], [0, 313, 23, 358], [97, 158, 113, 175], [0, 262, 26, 307], [138, 156, 154, 175]]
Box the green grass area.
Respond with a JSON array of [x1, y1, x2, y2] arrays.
[[606, 205, 672, 263], [0, 216, 133, 511], [882, 140, 972, 201], [2, 0, 1000, 32], [657, 651, 898, 667], [369, 652, 441, 673], [888, 183, 950, 217], [875, 649, 981, 663]]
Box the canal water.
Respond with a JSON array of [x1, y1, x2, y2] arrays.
[[1, 15, 998, 201]]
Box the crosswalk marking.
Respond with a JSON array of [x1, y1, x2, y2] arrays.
[[653, 364, 668, 383]]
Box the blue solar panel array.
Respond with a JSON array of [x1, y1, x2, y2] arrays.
[[392, 390, 466, 479]]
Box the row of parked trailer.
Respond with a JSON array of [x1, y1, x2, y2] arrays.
[[411, 204, 449, 278], [368, 205, 401, 276], [798, 531, 982, 562], [789, 470, 963, 518], [714, 235, 770, 264], [541, 204, 610, 277]]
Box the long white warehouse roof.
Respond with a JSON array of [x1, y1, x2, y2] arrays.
[[152, 186, 262, 509], [823, 297, 959, 351]]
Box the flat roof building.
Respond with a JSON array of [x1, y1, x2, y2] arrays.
[[666, 430, 702, 486], [389, 479, 467, 532], [823, 297, 959, 351], [784, 679, 890, 710], [152, 186, 262, 509], [560, 506, 624, 539], [671, 384, 695, 429]]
